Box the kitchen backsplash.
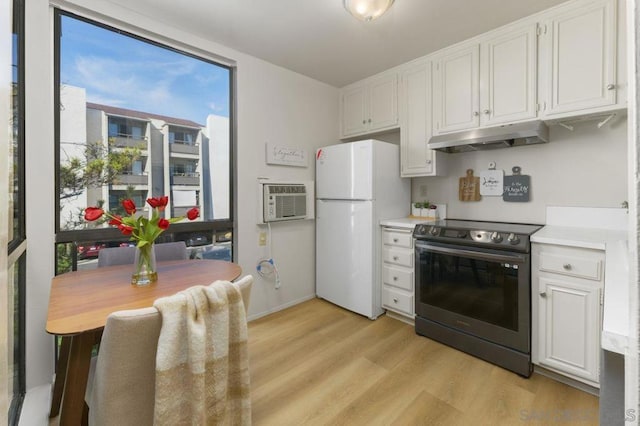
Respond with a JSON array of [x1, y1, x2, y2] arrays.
[[411, 119, 628, 225]]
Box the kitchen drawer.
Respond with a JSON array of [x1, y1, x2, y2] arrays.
[[382, 229, 413, 248], [383, 247, 413, 267], [382, 286, 413, 316], [383, 265, 413, 291], [539, 252, 603, 281]]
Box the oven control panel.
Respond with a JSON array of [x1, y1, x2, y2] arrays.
[[413, 225, 530, 252]]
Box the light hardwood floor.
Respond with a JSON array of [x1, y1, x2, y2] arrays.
[[249, 298, 599, 426]]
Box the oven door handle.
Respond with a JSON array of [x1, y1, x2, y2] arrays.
[[417, 242, 527, 264]]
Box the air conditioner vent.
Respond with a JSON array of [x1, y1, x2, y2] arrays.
[[263, 184, 307, 222]]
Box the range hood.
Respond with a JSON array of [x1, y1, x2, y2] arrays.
[[428, 121, 549, 154]]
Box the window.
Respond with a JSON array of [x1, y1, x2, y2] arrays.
[[55, 11, 234, 272], [8, 0, 26, 423]]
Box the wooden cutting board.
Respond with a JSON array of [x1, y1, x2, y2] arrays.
[[459, 169, 481, 201]]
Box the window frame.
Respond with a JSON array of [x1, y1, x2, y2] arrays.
[[8, 0, 26, 423], [53, 9, 236, 258]]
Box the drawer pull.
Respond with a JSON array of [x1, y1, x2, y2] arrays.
[[393, 238, 398, 243], [540, 292, 547, 298], [393, 298, 398, 303], [563, 263, 572, 270], [393, 276, 398, 281], [393, 256, 399, 261]]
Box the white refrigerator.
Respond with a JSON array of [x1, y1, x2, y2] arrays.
[[315, 140, 410, 319]]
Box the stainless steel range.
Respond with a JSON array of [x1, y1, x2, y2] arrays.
[[413, 219, 542, 377]]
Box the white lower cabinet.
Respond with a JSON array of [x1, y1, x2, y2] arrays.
[[381, 227, 414, 320], [532, 243, 604, 387]]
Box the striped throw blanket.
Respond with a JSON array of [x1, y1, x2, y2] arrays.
[[153, 280, 251, 425]]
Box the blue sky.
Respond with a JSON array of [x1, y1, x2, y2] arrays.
[[60, 15, 230, 124]]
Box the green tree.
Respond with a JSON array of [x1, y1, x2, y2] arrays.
[[59, 138, 141, 200]]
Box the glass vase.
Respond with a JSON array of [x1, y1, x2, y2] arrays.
[[131, 243, 158, 286]]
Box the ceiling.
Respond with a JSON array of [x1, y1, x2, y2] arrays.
[[109, 0, 568, 88]]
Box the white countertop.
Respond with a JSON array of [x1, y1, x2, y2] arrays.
[[532, 222, 629, 355], [380, 217, 436, 229]]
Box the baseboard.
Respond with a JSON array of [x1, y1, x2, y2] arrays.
[[246, 294, 316, 322], [533, 365, 600, 396], [384, 310, 415, 326]]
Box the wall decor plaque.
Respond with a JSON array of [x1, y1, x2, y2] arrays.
[[503, 166, 530, 202], [479, 161, 504, 196], [459, 169, 481, 201]]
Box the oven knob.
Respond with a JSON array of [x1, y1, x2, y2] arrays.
[[490, 232, 503, 243], [429, 226, 439, 236], [507, 233, 520, 245]]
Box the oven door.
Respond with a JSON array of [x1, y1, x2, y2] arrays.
[[415, 241, 530, 353]]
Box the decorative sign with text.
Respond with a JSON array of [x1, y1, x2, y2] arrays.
[[503, 166, 530, 202], [459, 169, 481, 201], [265, 143, 308, 167]]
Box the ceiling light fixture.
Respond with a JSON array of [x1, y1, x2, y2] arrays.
[[343, 0, 395, 22]]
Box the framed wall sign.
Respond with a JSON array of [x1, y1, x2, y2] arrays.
[[265, 143, 308, 167]]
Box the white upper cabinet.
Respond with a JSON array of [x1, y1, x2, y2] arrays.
[[433, 23, 538, 134], [340, 72, 398, 138], [400, 60, 445, 177], [481, 24, 538, 126], [432, 44, 480, 134], [540, 0, 619, 117]]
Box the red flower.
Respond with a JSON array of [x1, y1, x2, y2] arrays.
[[108, 215, 122, 226], [158, 218, 170, 230], [84, 207, 104, 221], [122, 199, 136, 215], [118, 224, 134, 236], [147, 196, 169, 211], [186, 207, 200, 220]]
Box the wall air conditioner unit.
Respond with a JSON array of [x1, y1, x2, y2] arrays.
[[261, 183, 307, 223]]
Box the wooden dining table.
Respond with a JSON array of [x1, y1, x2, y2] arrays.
[[46, 259, 242, 426]]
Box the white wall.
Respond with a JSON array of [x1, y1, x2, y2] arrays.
[[412, 118, 628, 224], [24, 0, 338, 389]]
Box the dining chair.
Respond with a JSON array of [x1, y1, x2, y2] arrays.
[[97, 241, 188, 267], [87, 275, 253, 426], [50, 241, 191, 418]]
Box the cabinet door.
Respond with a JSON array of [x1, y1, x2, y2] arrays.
[[341, 84, 368, 137], [433, 44, 480, 134], [543, 0, 617, 116], [537, 276, 601, 384], [400, 62, 434, 177], [481, 24, 538, 126], [368, 73, 398, 131]]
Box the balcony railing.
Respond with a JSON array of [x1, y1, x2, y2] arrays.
[[173, 206, 198, 217], [111, 134, 148, 149], [171, 172, 200, 186], [169, 141, 199, 155], [113, 172, 149, 186]]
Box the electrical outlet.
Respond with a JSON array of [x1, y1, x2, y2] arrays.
[[258, 232, 267, 246], [419, 184, 428, 197]]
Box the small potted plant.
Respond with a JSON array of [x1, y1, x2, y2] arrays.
[[411, 202, 422, 217]]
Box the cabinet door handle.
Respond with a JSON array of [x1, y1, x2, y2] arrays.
[[393, 238, 399, 243], [362, 120, 366, 124], [393, 298, 398, 303], [606, 84, 615, 90], [368, 118, 372, 123], [393, 276, 398, 281], [473, 111, 479, 116], [562, 263, 572, 270], [483, 109, 491, 114], [393, 256, 399, 261], [540, 292, 547, 298], [426, 159, 432, 164]]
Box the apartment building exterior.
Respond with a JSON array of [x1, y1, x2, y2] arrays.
[[60, 84, 229, 230]]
